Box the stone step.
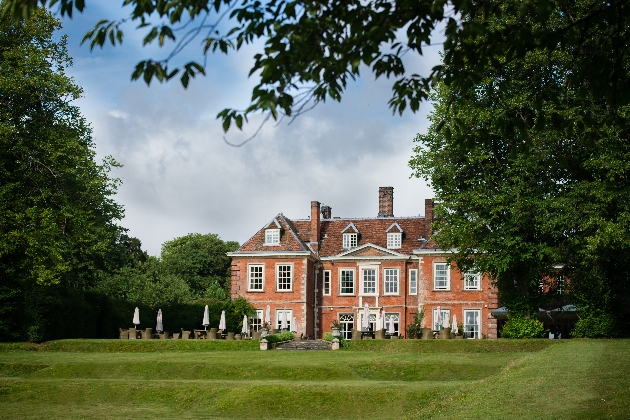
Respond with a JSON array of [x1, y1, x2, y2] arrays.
[[276, 340, 331, 350]]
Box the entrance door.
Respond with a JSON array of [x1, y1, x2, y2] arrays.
[[339, 314, 354, 340]]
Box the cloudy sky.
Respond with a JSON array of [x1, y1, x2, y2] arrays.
[[58, 3, 441, 255]]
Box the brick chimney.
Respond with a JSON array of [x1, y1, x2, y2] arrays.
[[425, 198, 435, 237], [311, 201, 321, 253], [321, 205, 332, 219], [378, 187, 394, 217]]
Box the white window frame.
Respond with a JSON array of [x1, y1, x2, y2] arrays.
[[433, 262, 450, 290], [383, 268, 399, 295], [409, 269, 418, 295], [463, 272, 481, 290], [275, 309, 293, 331], [342, 233, 358, 249], [339, 269, 355, 295], [252, 309, 264, 331], [387, 232, 402, 249], [276, 263, 293, 292], [264, 229, 280, 245], [339, 313, 354, 340], [463, 309, 481, 339], [360, 267, 379, 296], [323, 270, 331, 296], [247, 264, 265, 291], [359, 312, 377, 332], [432, 308, 451, 330]]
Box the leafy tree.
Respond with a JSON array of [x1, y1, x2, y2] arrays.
[[410, 21, 630, 330], [0, 9, 128, 340], [160, 233, 239, 299], [3, 0, 628, 148], [95, 256, 192, 308]]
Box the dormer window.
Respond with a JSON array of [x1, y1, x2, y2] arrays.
[[387, 232, 402, 249], [343, 233, 357, 249], [265, 229, 280, 245]]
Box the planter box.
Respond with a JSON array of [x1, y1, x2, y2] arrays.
[[421, 328, 433, 339]]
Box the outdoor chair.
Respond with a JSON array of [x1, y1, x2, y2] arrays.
[[141, 328, 153, 339], [181, 329, 190, 340], [119, 328, 129, 339], [128, 327, 137, 340], [172, 333, 180, 339]]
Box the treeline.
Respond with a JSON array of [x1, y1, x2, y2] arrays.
[[0, 10, 250, 342]]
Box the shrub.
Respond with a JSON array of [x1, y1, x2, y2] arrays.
[[572, 310, 618, 338], [263, 331, 295, 344], [322, 332, 349, 347], [501, 316, 546, 339]]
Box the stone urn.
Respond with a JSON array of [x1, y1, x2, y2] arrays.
[[234, 334, 242, 340], [226, 332, 235, 340], [438, 327, 451, 339], [260, 328, 269, 338], [332, 327, 341, 338]]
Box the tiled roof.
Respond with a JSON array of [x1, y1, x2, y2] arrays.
[[236, 214, 310, 253], [236, 212, 439, 256]]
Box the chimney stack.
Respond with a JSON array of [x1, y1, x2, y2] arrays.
[[321, 205, 332, 220], [310, 201, 321, 253], [378, 187, 394, 217], [425, 199, 435, 237]]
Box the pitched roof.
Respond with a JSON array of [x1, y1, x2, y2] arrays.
[[235, 213, 311, 253]]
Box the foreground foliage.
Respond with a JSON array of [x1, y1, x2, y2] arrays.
[[500, 317, 546, 339]]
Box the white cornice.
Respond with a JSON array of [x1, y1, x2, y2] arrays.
[[412, 248, 457, 255], [227, 251, 316, 259], [320, 255, 411, 261]]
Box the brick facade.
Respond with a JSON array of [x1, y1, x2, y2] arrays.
[[228, 188, 499, 339]]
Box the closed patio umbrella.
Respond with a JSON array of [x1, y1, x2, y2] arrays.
[[291, 316, 297, 334], [265, 305, 271, 326], [442, 312, 450, 330], [280, 310, 288, 331], [156, 309, 163, 333], [362, 303, 370, 330], [452, 315, 458, 335], [202, 305, 210, 330], [219, 310, 226, 331], [241, 315, 249, 335], [133, 307, 140, 327], [435, 306, 442, 330], [388, 318, 395, 335]]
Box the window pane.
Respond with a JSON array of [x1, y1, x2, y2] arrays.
[[276, 310, 292, 331], [384, 313, 400, 335], [340, 270, 354, 294], [363, 269, 376, 293], [434, 263, 449, 289], [265, 229, 279, 244], [384, 269, 398, 294], [433, 308, 450, 330], [249, 265, 263, 290], [409, 270, 417, 294], [323, 271, 330, 295], [339, 314, 354, 340], [277, 265, 292, 290], [464, 272, 480, 290], [464, 310, 480, 339], [387, 233, 401, 248]]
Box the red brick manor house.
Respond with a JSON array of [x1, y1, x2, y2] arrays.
[[228, 187, 499, 339]]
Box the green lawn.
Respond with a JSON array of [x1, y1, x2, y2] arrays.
[[0, 339, 628, 419]]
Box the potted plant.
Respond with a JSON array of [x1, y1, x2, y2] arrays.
[[330, 319, 342, 337]]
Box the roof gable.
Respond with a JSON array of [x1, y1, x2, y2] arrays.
[[341, 222, 359, 233], [235, 213, 311, 253], [385, 222, 403, 233]]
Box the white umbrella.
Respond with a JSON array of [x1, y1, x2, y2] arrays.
[[291, 316, 297, 333], [452, 315, 458, 335], [379, 314, 384, 330], [202, 305, 210, 330], [442, 312, 450, 330], [219, 310, 226, 331], [280, 310, 288, 330], [435, 306, 442, 329], [362, 303, 370, 330], [133, 307, 140, 327], [241, 315, 249, 335], [156, 309, 163, 333], [265, 305, 271, 326], [388, 318, 396, 335]]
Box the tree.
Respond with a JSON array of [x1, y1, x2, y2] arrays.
[[410, 30, 630, 330], [160, 233, 239, 299], [0, 9, 126, 339], [3, 1, 629, 149]]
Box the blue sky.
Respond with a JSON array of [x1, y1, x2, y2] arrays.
[[58, 3, 441, 255]]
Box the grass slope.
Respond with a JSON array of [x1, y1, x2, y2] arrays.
[[0, 339, 627, 419]]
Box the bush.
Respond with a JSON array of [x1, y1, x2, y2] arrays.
[[501, 316, 546, 339], [572, 310, 619, 338], [264, 331, 295, 344]]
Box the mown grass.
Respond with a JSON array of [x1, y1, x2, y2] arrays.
[[0, 339, 627, 419]]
